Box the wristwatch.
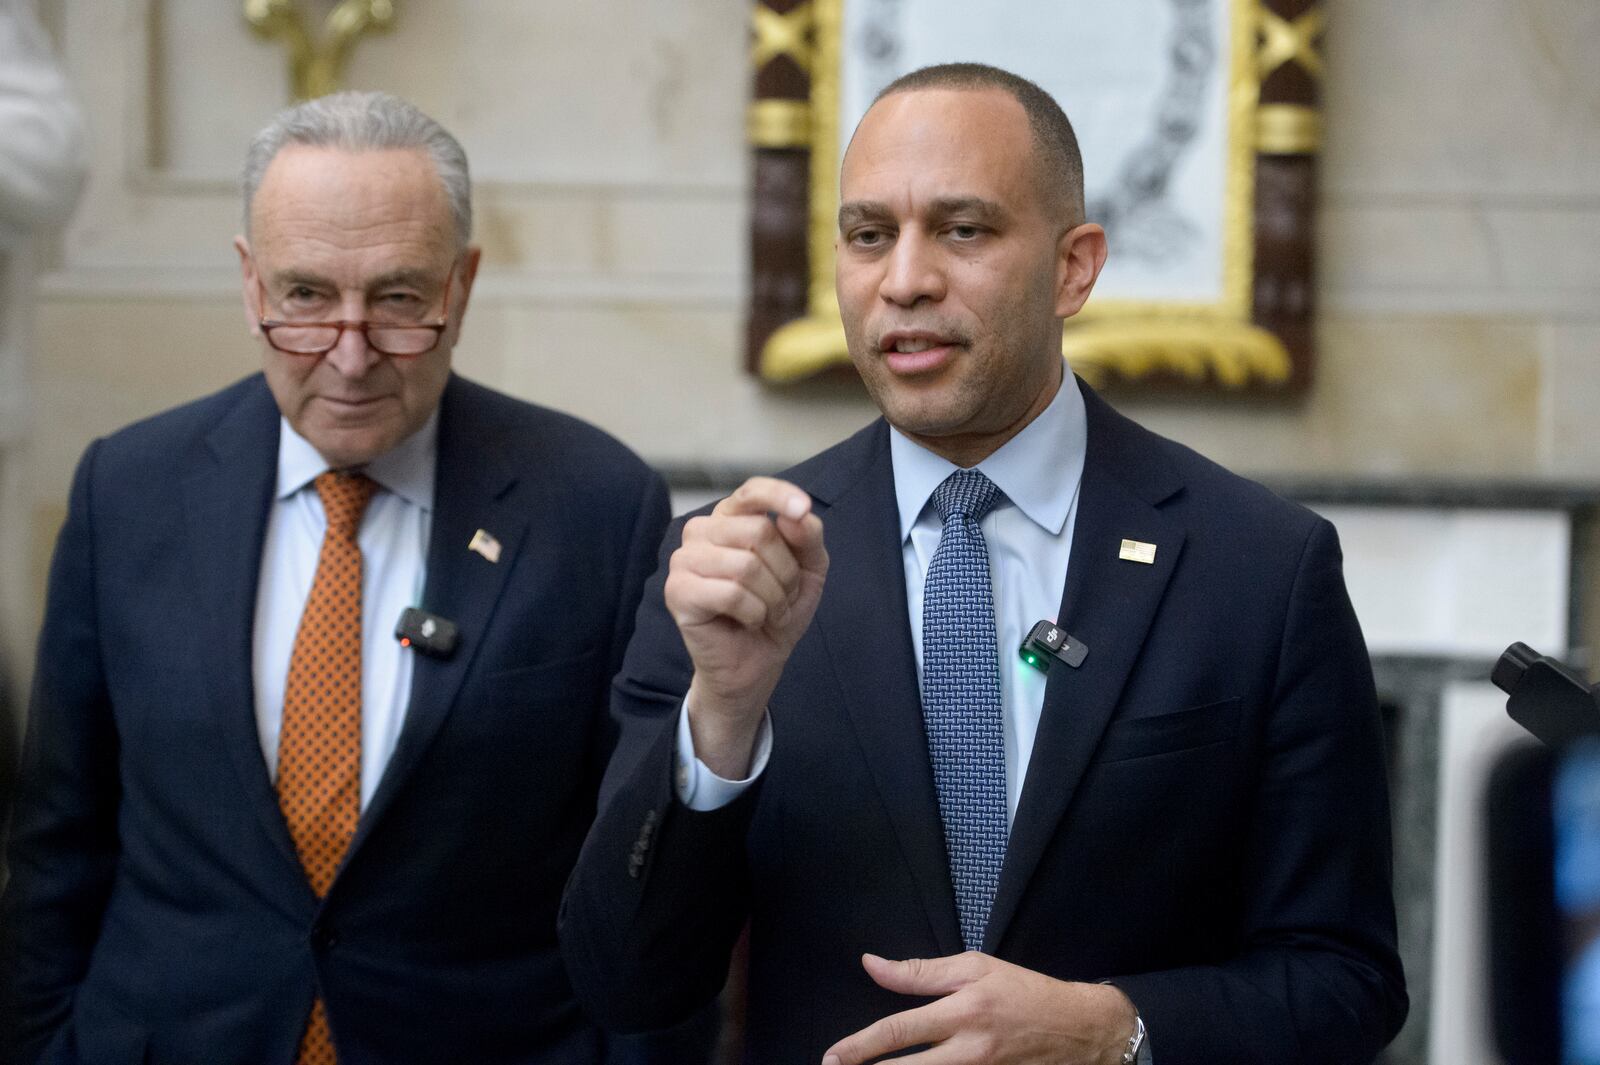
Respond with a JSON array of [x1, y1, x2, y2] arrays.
[[1120, 1013, 1147, 1065]]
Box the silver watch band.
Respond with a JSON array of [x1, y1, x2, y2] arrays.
[[1120, 1013, 1147, 1065]]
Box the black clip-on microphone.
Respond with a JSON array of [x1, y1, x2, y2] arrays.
[[395, 607, 459, 659], [1491, 641, 1600, 746], [1019, 620, 1088, 674]]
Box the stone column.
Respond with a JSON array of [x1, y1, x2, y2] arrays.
[[0, 246, 35, 728]]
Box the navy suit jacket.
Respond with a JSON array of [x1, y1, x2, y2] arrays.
[[561, 382, 1408, 1064], [2, 374, 693, 1064]]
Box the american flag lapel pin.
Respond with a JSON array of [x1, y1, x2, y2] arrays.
[[468, 528, 502, 564], [1118, 539, 1157, 565]]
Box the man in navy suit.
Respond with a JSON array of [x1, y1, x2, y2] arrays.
[[3, 92, 709, 1064], [561, 64, 1407, 1063]]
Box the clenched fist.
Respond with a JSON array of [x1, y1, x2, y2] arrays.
[[665, 477, 828, 778]]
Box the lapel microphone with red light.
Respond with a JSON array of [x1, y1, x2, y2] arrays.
[[394, 607, 459, 659]]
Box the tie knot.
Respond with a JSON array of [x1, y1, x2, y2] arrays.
[[930, 469, 1000, 525], [314, 471, 377, 538]]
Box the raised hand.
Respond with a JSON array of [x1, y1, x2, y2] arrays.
[[665, 476, 828, 778]]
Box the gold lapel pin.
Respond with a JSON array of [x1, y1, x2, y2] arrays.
[[468, 528, 502, 564], [1119, 539, 1157, 565]]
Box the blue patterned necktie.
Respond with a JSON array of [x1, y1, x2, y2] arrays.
[[921, 468, 1007, 953]]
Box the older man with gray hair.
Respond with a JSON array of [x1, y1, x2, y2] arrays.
[[2, 91, 707, 1065]]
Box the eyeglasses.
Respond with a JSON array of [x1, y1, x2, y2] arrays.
[[257, 262, 457, 358]]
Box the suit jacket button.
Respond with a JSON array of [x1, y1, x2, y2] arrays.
[[310, 922, 338, 951]]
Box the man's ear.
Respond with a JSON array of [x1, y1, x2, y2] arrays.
[[449, 245, 484, 337], [235, 236, 262, 336], [1053, 223, 1108, 320], [455, 245, 483, 313]]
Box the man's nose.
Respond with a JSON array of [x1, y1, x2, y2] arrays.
[[878, 232, 946, 307], [323, 319, 382, 378]]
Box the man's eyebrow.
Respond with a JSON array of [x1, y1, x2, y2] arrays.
[[925, 196, 1007, 224], [838, 201, 892, 230], [267, 267, 437, 291], [268, 268, 332, 289], [365, 268, 438, 291], [837, 196, 1010, 230]]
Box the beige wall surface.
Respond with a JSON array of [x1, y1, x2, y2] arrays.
[[18, 0, 1600, 634]]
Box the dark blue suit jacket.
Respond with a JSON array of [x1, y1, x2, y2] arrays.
[[561, 382, 1408, 1063], [2, 374, 693, 1064]]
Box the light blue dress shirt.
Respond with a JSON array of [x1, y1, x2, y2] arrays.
[[892, 374, 1085, 821], [251, 414, 436, 810], [675, 372, 1087, 821]]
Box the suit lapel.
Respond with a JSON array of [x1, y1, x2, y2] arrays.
[[180, 379, 306, 878], [985, 387, 1186, 953], [349, 379, 528, 852], [810, 425, 965, 957]]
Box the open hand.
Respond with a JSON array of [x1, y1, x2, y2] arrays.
[[822, 951, 1137, 1065]]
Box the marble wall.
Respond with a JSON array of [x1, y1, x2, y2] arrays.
[[25, 1, 1598, 545], [14, 16, 1594, 668]]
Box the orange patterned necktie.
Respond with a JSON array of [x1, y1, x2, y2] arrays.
[[276, 470, 377, 1065]]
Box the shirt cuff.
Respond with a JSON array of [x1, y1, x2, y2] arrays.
[[673, 697, 772, 811]]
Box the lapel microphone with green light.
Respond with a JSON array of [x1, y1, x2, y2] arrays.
[[1019, 620, 1088, 674]]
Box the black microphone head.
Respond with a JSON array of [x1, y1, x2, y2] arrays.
[[1493, 642, 1539, 696]]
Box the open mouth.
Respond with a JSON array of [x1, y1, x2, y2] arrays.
[[881, 333, 960, 375]]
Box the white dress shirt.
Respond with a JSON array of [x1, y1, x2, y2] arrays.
[[252, 414, 437, 809], [676, 373, 1088, 819]]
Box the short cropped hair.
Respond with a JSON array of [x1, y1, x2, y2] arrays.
[[874, 63, 1085, 223], [242, 91, 471, 247]]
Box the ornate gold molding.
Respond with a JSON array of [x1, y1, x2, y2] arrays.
[[760, 314, 849, 383], [1067, 319, 1290, 389], [747, 99, 812, 149], [760, 315, 1293, 388], [244, 0, 396, 101], [802, 0, 842, 319], [753, 0, 850, 382], [1257, 7, 1323, 81], [752, 2, 814, 73], [1257, 103, 1322, 154]]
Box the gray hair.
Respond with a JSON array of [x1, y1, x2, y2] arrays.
[[242, 91, 471, 247]]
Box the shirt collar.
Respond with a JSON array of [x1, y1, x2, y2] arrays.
[[889, 372, 1087, 541], [275, 410, 438, 512]]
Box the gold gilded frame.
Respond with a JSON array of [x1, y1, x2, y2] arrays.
[[750, 0, 1324, 391]]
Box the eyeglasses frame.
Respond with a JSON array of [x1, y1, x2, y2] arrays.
[[254, 260, 459, 358]]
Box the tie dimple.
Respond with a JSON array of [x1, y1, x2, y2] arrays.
[[318, 470, 377, 543], [931, 467, 1001, 527], [921, 468, 1008, 953]]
